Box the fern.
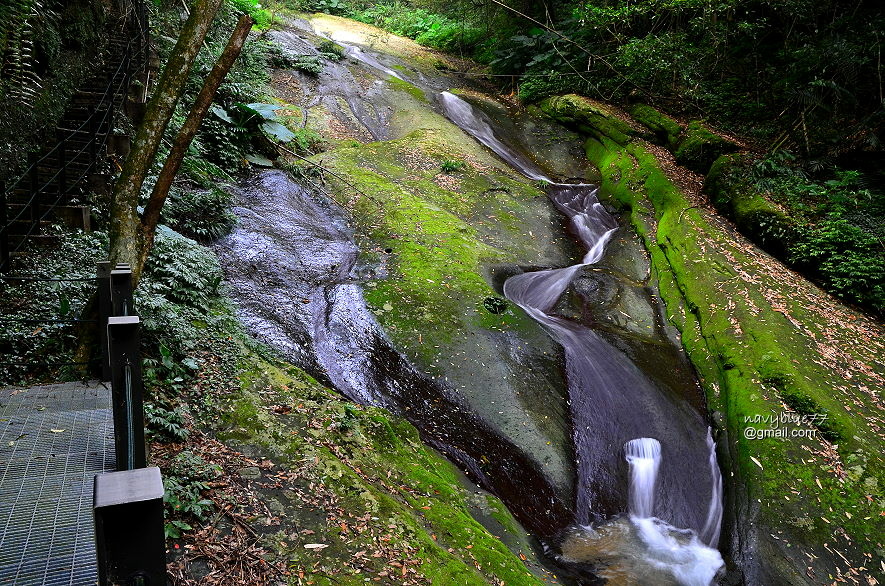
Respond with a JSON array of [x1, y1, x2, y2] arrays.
[[0, 0, 60, 105]]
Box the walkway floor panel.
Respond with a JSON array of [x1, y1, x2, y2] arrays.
[[0, 381, 115, 585]]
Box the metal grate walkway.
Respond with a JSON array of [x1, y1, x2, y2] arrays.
[[0, 381, 115, 585]]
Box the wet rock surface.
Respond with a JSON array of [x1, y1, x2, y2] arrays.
[[216, 14, 733, 583]]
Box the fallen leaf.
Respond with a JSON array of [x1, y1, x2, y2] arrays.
[[750, 456, 764, 470], [304, 543, 328, 549]]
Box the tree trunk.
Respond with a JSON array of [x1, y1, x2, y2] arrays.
[[136, 13, 253, 283], [107, 0, 224, 275]]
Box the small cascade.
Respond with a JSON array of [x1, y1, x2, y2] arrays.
[[345, 45, 403, 80], [625, 438, 662, 518], [441, 88, 726, 584], [699, 428, 723, 546], [440, 92, 549, 181]]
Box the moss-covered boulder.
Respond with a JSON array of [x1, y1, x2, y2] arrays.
[[538, 94, 635, 145], [628, 103, 682, 149], [214, 360, 555, 585], [704, 153, 798, 257], [584, 134, 885, 585], [673, 120, 740, 174]]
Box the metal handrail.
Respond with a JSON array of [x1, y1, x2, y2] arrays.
[[1, 23, 145, 272], [4, 44, 135, 194]]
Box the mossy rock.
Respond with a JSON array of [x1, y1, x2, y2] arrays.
[[673, 120, 739, 174], [583, 134, 884, 585], [222, 359, 551, 585], [704, 153, 798, 257], [628, 103, 682, 149], [538, 94, 634, 146]]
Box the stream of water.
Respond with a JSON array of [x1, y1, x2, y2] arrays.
[[225, 25, 726, 583], [440, 91, 724, 583]]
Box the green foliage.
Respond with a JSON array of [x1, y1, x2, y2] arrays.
[[291, 54, 324, 76], [227, 0, 272, 29], [163, 473, 214, 538], [162, 452, 221, 537], [162, 186, 237, 242], [348, 4, 486, 55], [791, 218, 885, 313], [151, 4, 276, 174], [144, 400, 190, 442], [304, 0, 349, 15], [482, 296, 508, 314], [517, 73, 571, 104], [0, 229, 108, 385], [317, 39, 344, 61], [439, 158, 465, 173], [140, 228, 224, 309], [136, 229, 230, 368], [715, 153, 884, 314], [288, 126, 324, 153]]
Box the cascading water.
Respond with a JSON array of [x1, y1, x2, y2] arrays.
[[441, 90, 725, 583], [242, 28, 725, 580], [622, 436, 725, 586], [625, 438, 662, 518]]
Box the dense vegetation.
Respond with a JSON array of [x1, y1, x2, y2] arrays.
[[295, 0, 885, 315]]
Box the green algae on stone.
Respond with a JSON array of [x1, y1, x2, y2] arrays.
[[538, 94, 635, 146], [223, 356, 553, 585], [673, 120, 740, 175], [387, 75, 428, 102], [704, 153, 799, 258], [583, 131, 884, 584], [628, 103, 682, 149]]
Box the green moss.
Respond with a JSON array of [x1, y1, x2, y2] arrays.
[[672, 120, 740, 174], [538, 94, 634, 145], [222, 354, 546, 585], [387, 75, 428, 102], [585, 134, 883, 580], [314, 130, 551, 366], [704, 153, 798, 256], [628, 103, 682, 149]]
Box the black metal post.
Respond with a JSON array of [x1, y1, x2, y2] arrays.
[[107, 315, 146, 470], [0, 181, 9, 273], [27, 152, 39, 230], [96, 261, 112, 380], [110, 264, 133, 316], [94, 466, 166, 586]]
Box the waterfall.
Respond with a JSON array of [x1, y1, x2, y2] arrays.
[[625, 437, 662, 518], [699, 428, 723, 546], [441, 89, 725, 583]]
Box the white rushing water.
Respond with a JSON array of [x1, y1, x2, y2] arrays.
[[624, 436, 724, 585], [625, 437, 662, 518], [441, 89, 725, 584]]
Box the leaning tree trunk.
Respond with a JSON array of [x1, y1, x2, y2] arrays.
[[107, 0, 224, 278], [137, 13, 253, 280]]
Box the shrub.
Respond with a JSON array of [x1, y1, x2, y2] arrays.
[[162, 186, 237, 242], [140, 228, 224, 309], [317, 39, 345, 61], [291, 55, 324, 76], [227, 0, 272, 29], [790, 218, 885, 314]]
